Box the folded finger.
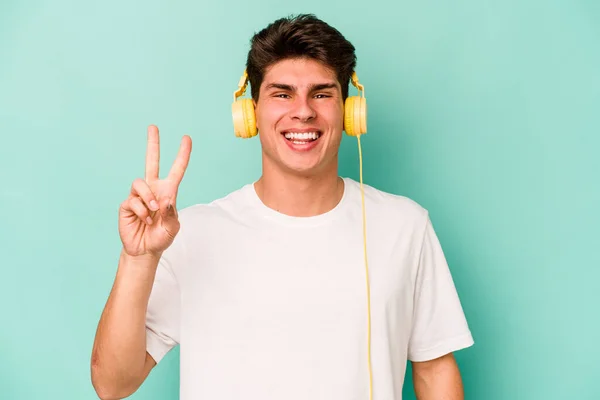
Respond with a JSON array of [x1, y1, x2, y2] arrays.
[[129, 196, 153, 225], [131, 178, 159, 212]]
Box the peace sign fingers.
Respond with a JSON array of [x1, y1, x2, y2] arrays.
[[167, 134, 193, 191], [145, 125, 160, 183]]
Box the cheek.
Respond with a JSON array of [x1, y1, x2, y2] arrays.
[[323, 102, 345, 128], [256, 101, 288, 131]]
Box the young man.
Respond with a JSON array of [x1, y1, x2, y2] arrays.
[[91, 14, 473, 400]]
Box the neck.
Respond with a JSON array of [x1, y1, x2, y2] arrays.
[[254, 164, 344, 218]]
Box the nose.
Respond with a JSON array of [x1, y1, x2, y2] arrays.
[[290, 96, 316, 122]]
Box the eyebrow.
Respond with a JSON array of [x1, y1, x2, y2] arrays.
[[265, 82, 339, 92]]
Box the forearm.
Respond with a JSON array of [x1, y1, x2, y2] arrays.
[[91, 249, 160, 398], [412, 354, 464, 400]]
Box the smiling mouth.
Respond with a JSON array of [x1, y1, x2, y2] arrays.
[[282, 131, 322, 144]]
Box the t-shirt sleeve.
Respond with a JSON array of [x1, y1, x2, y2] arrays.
[[145, 245, 182, 364], [407, 214, 474, 362]]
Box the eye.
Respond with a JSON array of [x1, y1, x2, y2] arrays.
[[273, 93, 290, 99], [314, 93, 332, 99]]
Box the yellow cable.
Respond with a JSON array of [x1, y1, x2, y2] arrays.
[[357, 134, 373, 400]]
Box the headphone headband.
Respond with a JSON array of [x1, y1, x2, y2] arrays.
[[233, 70, 249, 102], [351, 72, 365, 97]]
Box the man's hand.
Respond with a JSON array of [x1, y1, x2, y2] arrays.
[[412, 352, 464, 400], [119, 125, 192, 258]]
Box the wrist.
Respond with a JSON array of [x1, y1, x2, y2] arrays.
[[116, 249, 162, 292], [120, 248, 162, 266]]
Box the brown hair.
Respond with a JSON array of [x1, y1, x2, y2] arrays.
[[245, 14, 357, 102]]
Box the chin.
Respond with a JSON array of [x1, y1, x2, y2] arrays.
[[280, 156, 336, 178]]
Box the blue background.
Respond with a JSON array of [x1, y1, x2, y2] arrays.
[[1, 0, 599, 398]]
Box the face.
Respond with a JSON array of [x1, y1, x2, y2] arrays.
[[254, 57, 345, 178]]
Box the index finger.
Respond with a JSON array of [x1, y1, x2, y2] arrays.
[[167, 135, 192, 187], [145, 125, 160, 182]]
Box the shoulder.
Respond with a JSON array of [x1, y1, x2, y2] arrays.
[[343, 177, 429, 227], [176, 182, 256, 226]]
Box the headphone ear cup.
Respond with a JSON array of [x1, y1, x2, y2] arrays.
[[344, 96, 367, 136], [232, 98, 258, 138], [358, 96, 367, 134], [344, 96, 356, 136]]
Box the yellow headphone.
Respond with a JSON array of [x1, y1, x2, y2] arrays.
[[231, 70, 367, 138], [231, 69, 373, 400]]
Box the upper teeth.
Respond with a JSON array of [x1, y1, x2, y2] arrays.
[[284, 132, 320, 140]]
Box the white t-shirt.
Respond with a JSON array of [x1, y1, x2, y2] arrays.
[[145, 177, 474, 399]]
